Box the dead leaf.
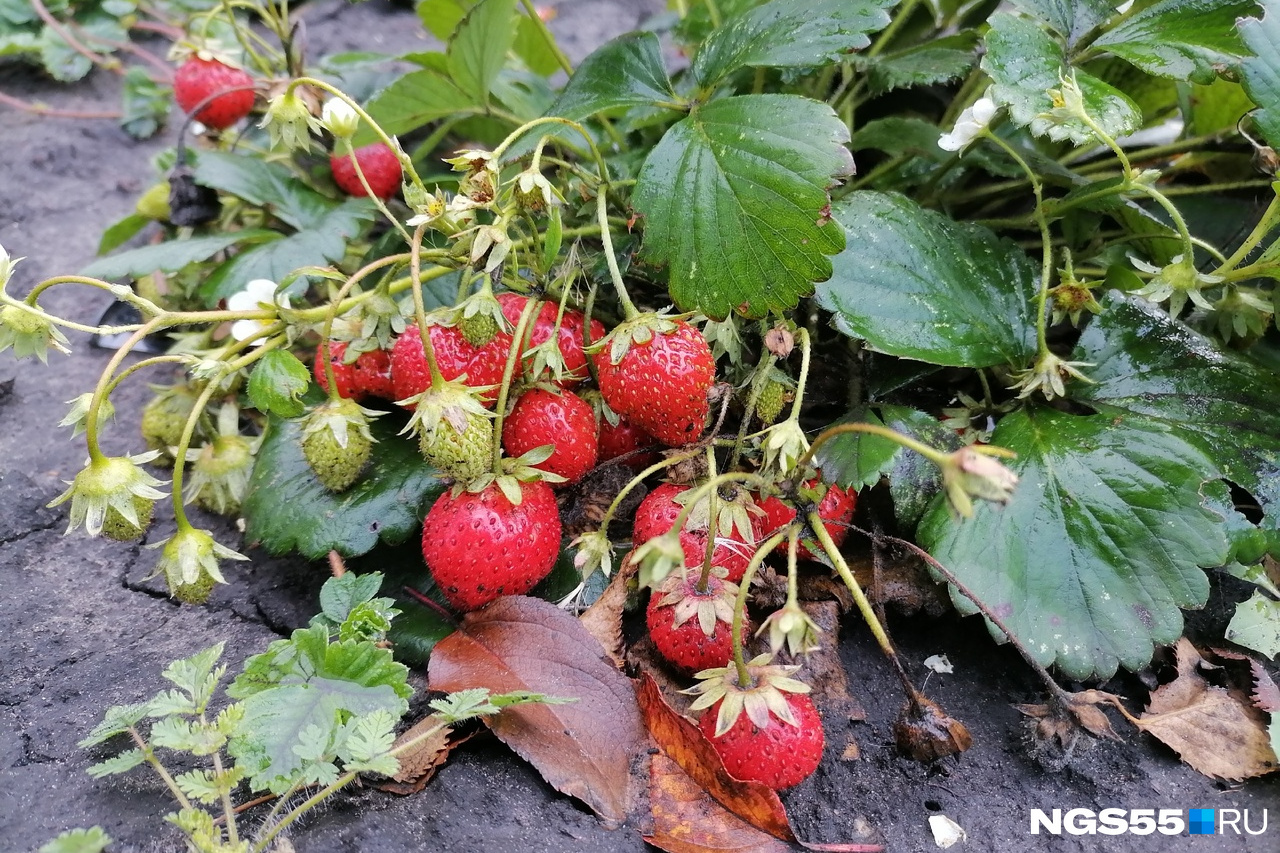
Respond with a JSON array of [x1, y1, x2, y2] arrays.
[[646, 752, 793, 853], [635, 672, 796, 843], [1132, 639, 1278, 780], [893, 695, 972, 762], [777, 601, 864, 760], [1208, 647, 1280, 713], [580, 551, 639, 667], [428, 596, 648, 826], [376, 713, 478, 796], [1016, 689, 1124, 747], [850, 541, 949, 617]]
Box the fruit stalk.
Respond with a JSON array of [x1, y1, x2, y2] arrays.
[[408, 224, 447, 387], [728, 527, 791, 687], [491, 296, 541, 472], [796, 421, 951, 476], [334, 138, 413, 244]]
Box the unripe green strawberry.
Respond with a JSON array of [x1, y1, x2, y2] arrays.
[[458, 311, 498, 348], [189, 434, 255, 515], [101, 495, 155, 542], [171, 572, 216, 605], [755, 380, 787, 426], [419, 407, 493, 481], [141, 385, 200, 461], [300, 398, 378, 493], [135, 182, 172, 220]]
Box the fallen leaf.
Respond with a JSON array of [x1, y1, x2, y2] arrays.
[[646, 752, 793, 853], [1132, 638, 1278, 780], [376, 713, 478, 796], [428, 596, 648, 826], [849, 542, 949, 617], [927, 815, 966, 848], [777, 601, 864, 760], [893, 695, 972, 762], [580, 551, 639, 667], [636, 672, 795, 843]]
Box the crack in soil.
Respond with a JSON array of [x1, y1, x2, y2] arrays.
[[0, 518, 62, 547]]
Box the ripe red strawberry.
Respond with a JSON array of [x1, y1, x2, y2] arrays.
[[633, 482, 762, 583], [698, 691, 824, 789], [758, 479, 857, 560], [314, 341, 394, 402], [330, 143, 403, 199], [173, 56, 255, 129], [593, 318, 715, 446], [496, 292, 604, 387], [501, 388, 598, 486], [390, 323, 512, 407], [646, 571, 745, 674], [598, 417, 657, 469], [421, 480, 561, 611]]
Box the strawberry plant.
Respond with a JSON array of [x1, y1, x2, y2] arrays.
[[6, 0, 1280, 845]]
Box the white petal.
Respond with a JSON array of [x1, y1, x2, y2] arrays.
[[230, 318, 265, 342], [971, 97, 997, 125], [938, 133, 963, 152], [245, 279, 277, 302]]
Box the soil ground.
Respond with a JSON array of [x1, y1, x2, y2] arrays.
[[1, 2, 1277, 852]]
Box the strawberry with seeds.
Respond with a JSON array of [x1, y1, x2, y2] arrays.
[[758, 477, 857, 560], [501, 388, 598, 486], [330, 143, 403, 199], [314, 341, 394, 402], [174, 55, 255, 129], [391, 322, 511, 407]]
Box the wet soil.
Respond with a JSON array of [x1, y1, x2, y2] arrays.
[[1, 2, 1277, 852]]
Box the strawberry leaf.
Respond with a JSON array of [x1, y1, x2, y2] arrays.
[[1090, 0, 1254, 84], [1240, 1, 1280, 149], [632, 94, 850, 320], [1072, 294, 1280, 536], [446, 0, 517, 106], [816, 192, 1038, 367], [359, 68, 477, 142], [1010, 0, 1113, 46], [551, 32, 676, 119], [80, 231, 277, 280], [983, 12, 1141, 145], [917, 406, 1229, 680], [246, 350, 310, 419], [691, 0, 898, 91], [243, 410, 445, 559]]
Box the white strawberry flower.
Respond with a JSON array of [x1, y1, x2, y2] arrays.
[[227, 278, 290, 345], [938, 96, 998, 153]]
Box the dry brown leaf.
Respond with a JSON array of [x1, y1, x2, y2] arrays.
[[646, 753, 794, 853], [580, 550, 639, 667], [375, 713, 479, 796], [850, 541, 949, 617], [777, 601, 864, 760], [635, 672, 796, 843], [1133, 639, 1278, 780], [428, 596, 648, 826], [1208, 647, 1280, 714]]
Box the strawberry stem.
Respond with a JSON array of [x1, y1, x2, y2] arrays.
[[491, 296, 541, 473], [409, 224, 446, 388], [596, 190, 640, 320], [318, 252, 414, 403], [696, 446, 719, 593], [788, 327, 812, 423], [728, 336, 775, 470], [336, 137, 413, 245], [730, 527, 791, 688], [796, 421, 950, 476], [83, 318, 165, 465]]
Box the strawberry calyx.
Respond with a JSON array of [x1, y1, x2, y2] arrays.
[[399, 379, 495, 482], [454, 278, 510, 348], [651, 567, 738, 638], [685, 653, 812, 737], [460, 445, 567, 503], [587, 310, 688, 368]]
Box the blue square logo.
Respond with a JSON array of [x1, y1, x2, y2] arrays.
[[1189, 809, 1215, 835]]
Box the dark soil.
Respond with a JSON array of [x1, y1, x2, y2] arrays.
[[1, 3, 1276, 852]]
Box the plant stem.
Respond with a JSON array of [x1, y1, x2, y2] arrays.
[[596, 188, 639, 319], [84, 319, 164, 464], [336, 138, 413, 244], [696, 446, 719, 592], [408, 224, 446, 387], [797, 421, 949, 475], [129, 728, 191, 809], [866, 0, 920, 58], [728, 341, 774, 470], [0, 89, 122, 120], [787, 326, 812, 423], [729, 528, 791, 687], [518, 0, 574, 76], [491, 296, 540, 472], [317, 252, 418, 401], [1215, 189, 1280, 274]]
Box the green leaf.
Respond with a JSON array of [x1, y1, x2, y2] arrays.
[[447, 0, 517, 106], [226, 624, 411, 792], [386, 596, 456, 667], [918, 407, 1228, 679], [174, 767, 243, 804], [40, 14, 125, 81], [1240, 1, 1280, 149], [418, 0, 469, 39], [149, 716, 226, 755], [96, 213, 150, 255], [362, 68, 477, 141], [86, 749, 146, 778], [816, 404, 959, 529], [247, 350, 310, 419], [550, 32, 676, 119], [849, 116, 947, 159], [632, 94, 851, 319], [319, 572, 386, 624], [816, 191, 1038, 367], [80, 230, 276, 280], [340, 709, 398, 767], [513, 12, 561, 76], [120, 66, 169, 139], [194, 151, 374, 232], [1011, 0, 1112, 45], [859, 32, 979, 95], [196, 219, 368, 306], [39, 827, 112, 853], [1092, 0, 1253, 84], [691, 0, 898, 90], [1185, 79, 1255, 136], [983, 12, 1142, 144], [1225, 591, 1280, 658], [242, 410, 445, 559], [1073, 295, 1280, 527], [158, 642, 226, 712], [79, 702, 150, 747]]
